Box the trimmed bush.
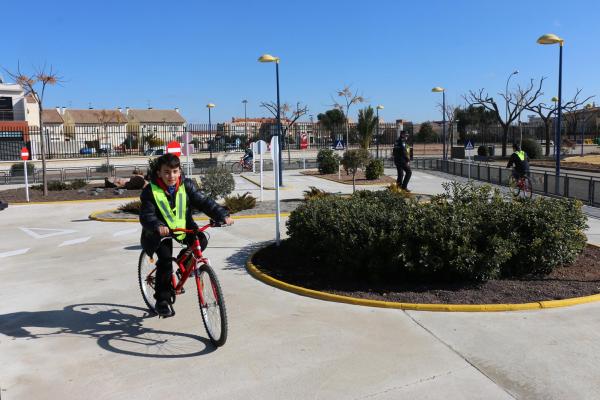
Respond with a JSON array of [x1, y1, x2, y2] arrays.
[[477, 145, 489, 157], [286, 182, 587, 283], [10, 163, 35, 176], [365, 159, 384, 180], [200, 167, 235, 200], [303, 186, 331, 201], [521, 138, 542, 159], [223, 192, 256, 214], [118, 200, 142, 214], [31, 180, 69, 191], [69, 179, 87, 189], [317, 149, 340, 174]]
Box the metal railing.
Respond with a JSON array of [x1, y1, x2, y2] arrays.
[[412, 158, 600, 207]]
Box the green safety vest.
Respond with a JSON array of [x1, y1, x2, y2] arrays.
[[516, 150, 525, 161], [151, 182, 187, 241]]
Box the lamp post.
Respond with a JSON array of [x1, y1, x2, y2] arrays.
[[258, 54, 283, 188], [242, 99, 248, 142], [207, 103, 215, 159], [537, 33, 564, 194], [376, 105, 384, 159], [582, 103, 593, 156], [431, 87, 446, 161], [506, 70, 519, 143], [258, 53, 282, 245]]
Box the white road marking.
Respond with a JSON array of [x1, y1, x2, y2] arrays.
[[59, 237, 91, 247], [0, 248, 30, 258], [20, 227, 78, 239], [113, 228, 139, 237]]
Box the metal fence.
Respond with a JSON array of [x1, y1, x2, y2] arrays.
[[0, 122, 408, 161], [412, 158, 600, 207]]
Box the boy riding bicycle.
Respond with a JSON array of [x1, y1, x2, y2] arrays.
[[506, 143, 530, 179], [139, 153, 233, 317]]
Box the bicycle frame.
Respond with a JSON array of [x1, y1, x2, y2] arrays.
[[169, 225, 211, 296]]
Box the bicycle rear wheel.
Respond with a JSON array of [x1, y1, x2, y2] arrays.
[[230, 162, 243, 174], [521, 176, 533, 199], [195, 263, 228, 346], [138, 251, 157, 312]]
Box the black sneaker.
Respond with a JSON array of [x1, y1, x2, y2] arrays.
[[155, 300, 172, 317]]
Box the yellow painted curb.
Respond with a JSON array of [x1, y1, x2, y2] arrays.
[[245, 246, 600, 312], [11, 196, 139, 205], [89, 209, 291, 223]]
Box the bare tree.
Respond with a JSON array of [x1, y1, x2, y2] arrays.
[[4, 63, 63, 196], [331, 85, 366, 148], [464, 77, 545, 156], [260, 101, 308, 162], [95, 109, 125, 170], [437, 103, 459, 158], [525, 89, 594, 156], [560, 89, 595, 139]]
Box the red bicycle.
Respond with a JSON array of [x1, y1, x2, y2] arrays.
[[137, 222, 228, 346], [230, 157, 253, 174], [508, 173, 533, 199]]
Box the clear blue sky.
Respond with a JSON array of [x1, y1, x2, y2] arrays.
[[4, 0, 599, 124]]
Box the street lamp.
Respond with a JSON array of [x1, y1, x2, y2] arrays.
[[207, 103, 215, 159], [258, 53, 282, 245], [506, 70, 519, 144], [537, 33, 564, 193], [376, 105, 384, 159], [582, 103, 593, 156], [431, 87, 446, 161], [242, 99, 248, 142], [258, 54, 283, 188]]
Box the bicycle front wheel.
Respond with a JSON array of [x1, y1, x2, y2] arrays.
[[230, 162, 243, 174], [195, 263, 228, 346], [138, 251, 157, 312], [521, 176, 533, 199], [508, 175, 520, 197]]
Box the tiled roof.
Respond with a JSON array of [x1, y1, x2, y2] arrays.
[[42, 109, 64, 124], [64, 109, 127, 124], [127, 109, 186, 124]]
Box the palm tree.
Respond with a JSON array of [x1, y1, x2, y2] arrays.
[[356, 106, 378, 149]]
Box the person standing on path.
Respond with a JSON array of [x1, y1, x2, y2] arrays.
[[393, 131, 412, 192]]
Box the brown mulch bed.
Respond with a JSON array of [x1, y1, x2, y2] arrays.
[[301, 170, 396, 185], [252, 243, 600, 304], [530, 160, 600, 172], [0, 185, 142, 203]]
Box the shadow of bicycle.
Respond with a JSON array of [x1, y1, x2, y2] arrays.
[[0, 303, 216, 358]]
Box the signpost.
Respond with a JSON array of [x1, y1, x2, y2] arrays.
[[181, 132, 192, 176], [465, 140, 474, 180], [21, 147, 30, 202], [253, 140, 268, 202]]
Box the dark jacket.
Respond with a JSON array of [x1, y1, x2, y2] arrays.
[[507, 152, 530, 175], [393, 138, 410, 164], [139, 176, 229, 255]]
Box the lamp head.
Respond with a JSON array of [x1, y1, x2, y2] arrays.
[[206, 103, 215, 108], [551, 96, 559, 103], [258, 54, 280, 63], [537, 33, 564, 45], [376, 105, 384, 110], [431, 87, 444, 93], [242, 99, 248, 104]]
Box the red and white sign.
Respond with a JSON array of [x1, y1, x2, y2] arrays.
[[166, 141, 181, 157], [300, 133, 308, 150], [20, 147, 29, 161]]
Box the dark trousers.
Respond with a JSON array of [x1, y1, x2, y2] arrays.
[[154, 233, 208, 303], [395, 162, 412, 189]]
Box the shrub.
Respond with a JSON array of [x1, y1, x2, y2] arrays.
[[477, 145, 489, 157], [223, 192, 256, 214], [341, 149, 370, 191], [365, 159, 384, 180], [10, 162, 35, 176], [521, 138, 542, 159], [69, 179, 87, 189], [286, 182, 586, 283], [386, 183, 412, 197], [303, 186, 331, 201], [317, 149, 340, 174], [118, 200, 142, 214], [32, 180, 70, 191], [200, 167, 235, 200]]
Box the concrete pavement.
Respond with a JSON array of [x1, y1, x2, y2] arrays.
[[0, 170, 599, 399]]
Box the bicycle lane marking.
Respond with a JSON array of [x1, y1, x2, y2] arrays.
[[19, 227, 78, 239], [0, 248, 30, 258], [58, 237, 92, 247], [113, 228, 139, 237]]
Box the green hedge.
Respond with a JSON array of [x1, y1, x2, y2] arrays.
[[286, 182, 587, 282], [317, 149, 340, 174], [365, 159, 384, 180]]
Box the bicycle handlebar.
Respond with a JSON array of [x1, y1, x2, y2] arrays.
[[170, 220, 228, 235]]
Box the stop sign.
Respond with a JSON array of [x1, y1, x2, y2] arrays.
[[166, 141, 181, 157], [20, 147, 29, 161]]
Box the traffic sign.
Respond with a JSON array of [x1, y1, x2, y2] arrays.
[[334, 139, 345, 150], [465, 140, 474, 150], [166, 141, 181, 157], [20, 147, 29, 160]]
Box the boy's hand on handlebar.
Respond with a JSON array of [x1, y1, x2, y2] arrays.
[[224, 216, 234, 226], [158, 226, 170, 236]]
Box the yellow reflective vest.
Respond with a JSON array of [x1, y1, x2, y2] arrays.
[[150, 182, 187, 241]]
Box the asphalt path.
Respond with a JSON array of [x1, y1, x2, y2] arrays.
[[1, 171, 599, 399]]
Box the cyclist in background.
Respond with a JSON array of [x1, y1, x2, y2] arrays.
[[507, 143, 530, 179], [242, 146, 253, 168]]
